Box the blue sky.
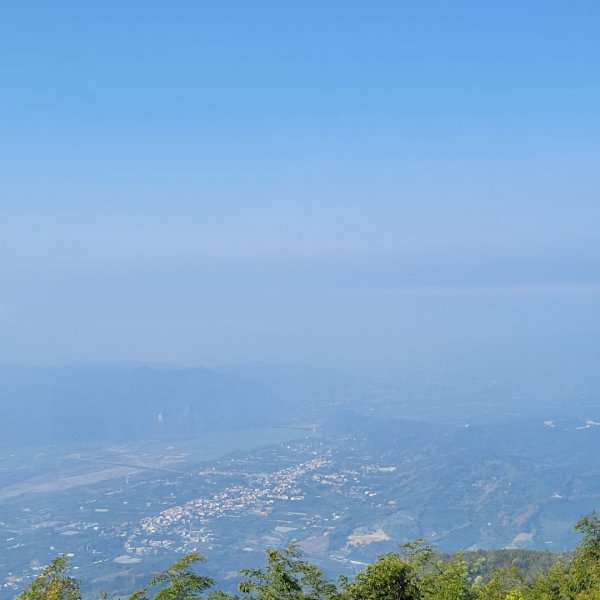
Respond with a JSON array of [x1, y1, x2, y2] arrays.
[[1, 2, 599, 372]]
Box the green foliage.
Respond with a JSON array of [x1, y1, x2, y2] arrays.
[[527, 560, 569, 600], [238, 543, 337, 599], [570, 512, 600, 597], [525, 513, 600, 600], [401, 539, 435, 574], [342, 552, 420, 600], [127, 551, 215, 600], [127, 591, 151, 600], [19, 555, 81, 600], [505, 590, 525, 600], [575, 513, 600, 552], [473, 567, 523, 600], [465, 550, 562, 584], [150, 552, 215, 600], [425, 555, 473, 600], [21, 513, 600, 600]]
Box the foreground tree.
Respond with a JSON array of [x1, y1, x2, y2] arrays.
[[132, 552, 215, 600], [571, 513, 600, 597], [19, 555, 80, 600], [425, 554, 473, 600], [238, 543, 338, 599], [341, 552, 420, 600], [472, 567, 523, 600]]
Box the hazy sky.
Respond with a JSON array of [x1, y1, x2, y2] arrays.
[[1, 2, 599, 373]]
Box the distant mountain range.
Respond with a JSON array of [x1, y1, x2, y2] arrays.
[[0, 364, 280, 446]]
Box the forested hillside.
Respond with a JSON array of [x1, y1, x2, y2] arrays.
[[0, 365, 277, 445]]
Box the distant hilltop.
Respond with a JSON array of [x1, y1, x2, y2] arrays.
[[0, 364, 279, 446]]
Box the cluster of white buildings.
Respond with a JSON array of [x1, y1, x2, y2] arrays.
[[126, 456, 331, 555]]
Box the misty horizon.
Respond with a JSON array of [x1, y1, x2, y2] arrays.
[[2, 3, 599, 376]]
